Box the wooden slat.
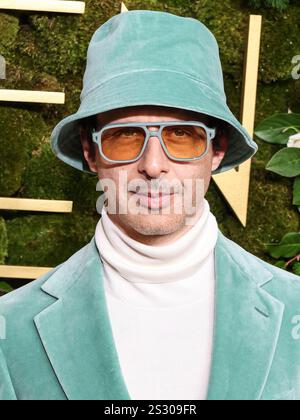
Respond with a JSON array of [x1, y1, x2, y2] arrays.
[[0, 0, 85, 14], [0, 265, 52, 279], [212, 15, 262, 227], [121, 2, 128, 12], [240, 15, 263, 137], [0, 89, 65, 104], [0, 198, 73, 213]]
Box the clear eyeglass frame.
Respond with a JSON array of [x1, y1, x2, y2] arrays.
[[91, 120, 217, 164]]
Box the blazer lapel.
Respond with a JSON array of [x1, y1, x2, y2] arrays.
[[34, 238, 131, 400], [207, 231, 285, 400]]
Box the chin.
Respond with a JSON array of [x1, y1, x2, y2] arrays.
[[119, 211, 186, 237]]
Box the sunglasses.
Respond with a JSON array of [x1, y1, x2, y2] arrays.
[[92, 121, 216, 163]]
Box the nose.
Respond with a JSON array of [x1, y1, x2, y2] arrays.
[[137, 133, 170, 179]]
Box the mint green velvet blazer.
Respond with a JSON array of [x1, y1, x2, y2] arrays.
[[0, 230, 300, 400]]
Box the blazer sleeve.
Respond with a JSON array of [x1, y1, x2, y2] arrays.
[[0, 344, 17, 400]]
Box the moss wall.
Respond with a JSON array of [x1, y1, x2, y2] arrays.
[[0, 0, 299, 289]]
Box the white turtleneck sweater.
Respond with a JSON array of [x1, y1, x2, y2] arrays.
[[95, 199, 219, 400]]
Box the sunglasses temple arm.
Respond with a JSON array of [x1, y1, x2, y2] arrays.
[[91, 130, 99, 144], [209, 128, 217, 141]]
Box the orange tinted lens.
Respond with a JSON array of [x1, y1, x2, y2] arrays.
[[162, 125, 207, 158], [101, 126, 145, 161]]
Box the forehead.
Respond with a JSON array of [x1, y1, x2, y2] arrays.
[[96, 105, 211, 127]]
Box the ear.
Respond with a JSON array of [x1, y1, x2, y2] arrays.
[[211, 131, 229, 172], [79, 126, 98, 173]]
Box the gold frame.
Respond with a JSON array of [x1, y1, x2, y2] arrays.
[[0, 0, 85, 14]]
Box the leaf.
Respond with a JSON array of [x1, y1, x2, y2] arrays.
[[0, 281, 13, 293], [266, 232, 300, 259], [266, 147, 300, 178], [292, 262, 300, 277], [274, 260, 286, 269], [255, 113, 300, 144], [293, 176, 300, 206]]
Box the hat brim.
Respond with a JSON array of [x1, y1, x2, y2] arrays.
[[51, 70, 258, 175]]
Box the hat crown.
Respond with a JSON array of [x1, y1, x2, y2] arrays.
[[51, 10, 258, 177], [81, 10, 226, 102]]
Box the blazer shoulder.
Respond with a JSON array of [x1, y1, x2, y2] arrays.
[[261, 257, 300, 306], [220, 231, 300, 300], [0, 238, 96, 320], [0, 264, 62, 320], [0, 237, 98, 324]]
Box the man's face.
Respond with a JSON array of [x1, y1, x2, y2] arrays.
[[81, 106, 228, 245]]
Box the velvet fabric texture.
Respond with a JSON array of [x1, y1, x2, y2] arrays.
[[50, 10, 258, 176], [0, 230, 300, 400]]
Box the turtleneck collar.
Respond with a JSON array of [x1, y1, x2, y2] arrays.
[[95, 198, 219, 285]]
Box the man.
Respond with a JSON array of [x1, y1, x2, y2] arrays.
[[0, 10, 300, 401]]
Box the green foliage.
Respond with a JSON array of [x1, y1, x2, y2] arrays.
[[266, 232, 300, 258], [266, 232, 300, 274], [255, 113, 300, 144], [0, 13, 19, 54], [0, 281, 13, 294], [255, 112, 300, 273], [0, 0, 300, 292], [20, 142, 99, 213], [248, 0, 290, 10], [256, 80, 299, 123], [0, 218, 9, 299], [293, 262, 300, 275], [194, 0, 248, 82], [0, 106, 48, 196], [255, 112, 300, 209], [294, 176, 300, 205], [0, 217, 7, 264], [266, 148, 300, 177], [258, 5, 300, 83], [6, 211, 97, 267], [208, 165, 299, 264], [193, 1, 300, 85]]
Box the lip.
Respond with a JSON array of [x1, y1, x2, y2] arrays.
[[131, 192, 175, 209], [135, 192, 174, 197]]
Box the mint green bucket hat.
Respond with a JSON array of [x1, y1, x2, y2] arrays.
[[50, 10, 258, 175]]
